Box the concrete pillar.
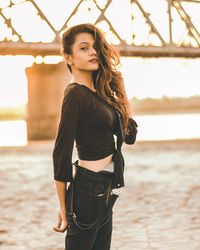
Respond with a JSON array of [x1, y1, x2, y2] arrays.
[[25, 62, 71, 140]]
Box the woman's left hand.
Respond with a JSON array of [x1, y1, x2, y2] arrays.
[[53, 208, 68, 233]]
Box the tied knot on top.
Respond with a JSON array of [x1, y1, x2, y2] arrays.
[[111, 110, 138, 189], [111, 149, 125, 188], [124, 117, 138, 145]]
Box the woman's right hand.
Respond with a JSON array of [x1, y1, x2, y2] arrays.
[[53, 208, 68, 233]]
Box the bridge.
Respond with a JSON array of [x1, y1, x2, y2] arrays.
[[0, 0, 199, 140], [1, 0, 200, 57]]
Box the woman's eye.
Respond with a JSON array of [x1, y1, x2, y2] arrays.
[[80, 47, 88, 51]]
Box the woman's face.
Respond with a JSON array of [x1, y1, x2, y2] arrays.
[[68, 32, 99, 73]]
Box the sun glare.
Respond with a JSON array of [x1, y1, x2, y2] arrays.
[[0, 56, 33, 107], [0, 1, 200, 106], [0, 55, 200, 109]]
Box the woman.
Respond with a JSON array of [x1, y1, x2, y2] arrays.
[[52, 23, 134, 250]]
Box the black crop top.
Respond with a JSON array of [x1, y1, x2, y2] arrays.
[[53, 82, 118, 182]]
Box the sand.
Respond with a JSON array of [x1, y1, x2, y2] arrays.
[[0, 139, 200, 250]]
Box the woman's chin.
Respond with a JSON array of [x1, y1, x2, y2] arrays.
[[88, 66, 99, 71]]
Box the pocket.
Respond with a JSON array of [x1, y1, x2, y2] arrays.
[[72, 183, 107, 225], [73, 179, 92, 193], [92, 183, 108, 196]]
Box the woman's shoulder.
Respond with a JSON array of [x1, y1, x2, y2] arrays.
[[64, 83, 84, 99], [64, 82, 98, 99]]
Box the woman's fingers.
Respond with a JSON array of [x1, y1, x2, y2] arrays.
[[53, 220, 68, 233], [54, 215, 61, 230], [53, 211, 68, 233]]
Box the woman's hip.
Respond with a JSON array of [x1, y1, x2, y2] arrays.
[[65, 161, 116, 230], [72, 160, 114, 194]]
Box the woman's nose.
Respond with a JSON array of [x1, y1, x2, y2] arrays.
[[89, 47, 97, 56]]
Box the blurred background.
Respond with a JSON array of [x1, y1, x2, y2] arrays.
[[0, 1, 200, 250]]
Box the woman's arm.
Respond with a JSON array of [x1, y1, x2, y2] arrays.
[[53, 181, 68, 233], [55, 181, 67, 209], [52, 86, 82, 233]]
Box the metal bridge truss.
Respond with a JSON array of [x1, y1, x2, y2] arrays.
[[0, 0, 200, 57]]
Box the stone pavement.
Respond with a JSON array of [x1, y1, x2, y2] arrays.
[[0, 140, 200, 250]]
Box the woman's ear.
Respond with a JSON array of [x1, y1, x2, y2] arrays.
[[64, 54, 73, 65]]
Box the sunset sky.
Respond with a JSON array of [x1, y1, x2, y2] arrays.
[[0, 0, 200, 107], [0, 55, 200, 107]]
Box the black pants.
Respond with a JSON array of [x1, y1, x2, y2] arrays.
[[65, 162, 116, 250]]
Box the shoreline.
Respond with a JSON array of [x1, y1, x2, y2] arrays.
[[0, 109, 200, 121], [134, 109, 200, 115], [0, 138, 199, 152]]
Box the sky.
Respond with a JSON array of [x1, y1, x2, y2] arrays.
[[120, 57, 200, 99], [1, 0, 199, 45], [0, 0, 200, 107], [0, 55, 200, 107]]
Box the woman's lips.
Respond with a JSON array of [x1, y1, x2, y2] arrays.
[[89, 59, 99, 64]]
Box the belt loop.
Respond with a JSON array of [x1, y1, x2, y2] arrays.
[[73, 159, 79, 167]]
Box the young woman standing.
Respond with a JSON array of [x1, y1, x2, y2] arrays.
[[52, 23, 134, 250]]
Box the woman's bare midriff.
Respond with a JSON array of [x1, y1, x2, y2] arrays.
[[78, 153, 113, 172]]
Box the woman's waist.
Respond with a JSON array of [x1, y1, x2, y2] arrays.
[[78, 153, 113, 171], [73, 160, 114, 186]]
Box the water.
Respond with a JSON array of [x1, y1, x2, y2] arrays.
[[0, 120, 27, 146], [136, 112, 200, 141], [0, 113, 199, 146]]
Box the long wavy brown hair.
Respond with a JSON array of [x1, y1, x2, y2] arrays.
[[61, 23, 130, 133]]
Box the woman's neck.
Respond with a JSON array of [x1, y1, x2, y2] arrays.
[[70, 71, 94, 89]]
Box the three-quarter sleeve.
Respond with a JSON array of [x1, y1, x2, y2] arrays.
[[52, 86, 81, 182]]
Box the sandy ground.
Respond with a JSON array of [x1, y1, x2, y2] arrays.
[[0, 139, 200, 250]]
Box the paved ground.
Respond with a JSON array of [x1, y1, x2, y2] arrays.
[[0, 140, 200, 250]]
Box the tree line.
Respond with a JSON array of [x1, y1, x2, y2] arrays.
[[130, 95, 200, 114]]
